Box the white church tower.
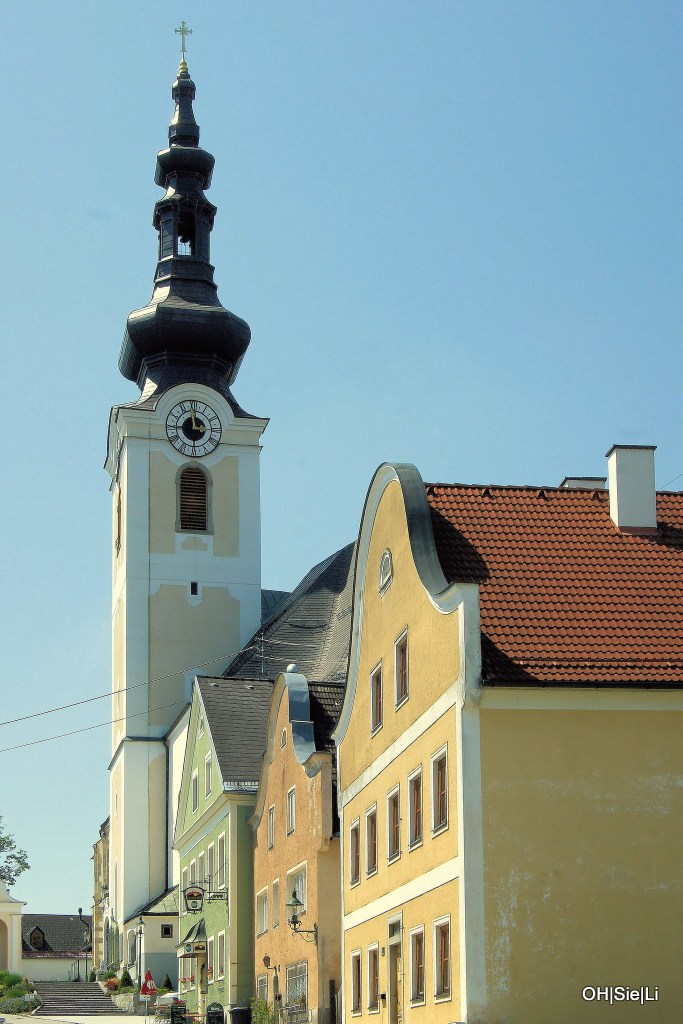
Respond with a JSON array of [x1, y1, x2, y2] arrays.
[[104, 50, 267, 951]]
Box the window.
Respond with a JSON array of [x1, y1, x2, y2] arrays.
[[191, 770, 199, 812], [217, 832, 226, 888], [387, 787, 400, 861], [351, 951, 362, 1014], [410, 928, 425, 1003], [432, 748, 448, 832], [217, 931, 225, 979], [285, 962, 308, 1015], [370, 664, 383, 732], [287, 787, 296, 834], [368, 946, 379, 1011], [366, 807, 377, 875], [198, 715, 204, 738], [161, 924, 173, 939], [177, 211, 197, 256], [395, 631, 408, 705], [181, 866, 188, 901], [281, 728, 287, 747], [207, 936, 214, 983], [189, 859, 196, 884], [256, 888, 268, 935], [408, 769, 423, 848], [379, 549, 393, 592], [256, 975, 268, 1002], [268, 805, 275, 849], [349, 820, 360, 885], [205, 754, 212, 797], [287, 864, 307, 916], [179, 466, 208, 532], [272, 879, 280, 928], [207, 843, 215, 891], [434, 919, 450, 999], [30, 928, 44, 949], [198, 852, 205, 887]]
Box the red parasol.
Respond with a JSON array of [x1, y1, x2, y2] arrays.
[[140, 970, 158, 996]]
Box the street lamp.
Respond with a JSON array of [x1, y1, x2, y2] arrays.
[[78, 907, 90, 982], [137, 917, 144, 982], [285, 890, 317, 945]]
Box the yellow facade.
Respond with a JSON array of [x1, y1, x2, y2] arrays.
[[336, 473, 464, 1024]]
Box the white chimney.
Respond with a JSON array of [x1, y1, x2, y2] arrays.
[[605, 444, 658, 534]]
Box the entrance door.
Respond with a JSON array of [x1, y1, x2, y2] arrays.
[[389, 943, 403, 1024]]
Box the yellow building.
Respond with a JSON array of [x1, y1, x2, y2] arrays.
[[335, 448, 683, 1024]]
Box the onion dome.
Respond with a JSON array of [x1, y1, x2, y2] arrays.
[[118, 59, 251, 391]]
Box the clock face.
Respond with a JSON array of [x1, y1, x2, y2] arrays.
[[166, 400, 221, 457]]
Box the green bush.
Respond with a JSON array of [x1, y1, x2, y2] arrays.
[[0, 995, 40, 1013], [250, 997, 276, 1024], [159, 973, 173, 992], [89, 970, 97, 982], [103, 970, 117, 980], [5, 985, 28, 998], [0, 971, 24, 989], [120, 968, 134, 988], [119, 986, 136, 994]]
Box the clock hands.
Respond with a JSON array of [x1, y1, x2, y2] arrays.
[[189, 409, 205, 434]]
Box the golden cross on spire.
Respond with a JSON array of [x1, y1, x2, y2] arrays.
[[175, 20, 193, 59]]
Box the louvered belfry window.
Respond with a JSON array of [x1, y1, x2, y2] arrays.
[[180, 467, 208, 531]]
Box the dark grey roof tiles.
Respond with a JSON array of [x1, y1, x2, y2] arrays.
[[22, 914, 92, 956], [226, 543, 356, 683], [197, 676, 274, 787]]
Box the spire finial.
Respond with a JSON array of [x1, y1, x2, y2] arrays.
[[175, 20, 192, 61]]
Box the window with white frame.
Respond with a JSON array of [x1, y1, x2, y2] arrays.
[[189, 859, 196, 884], [286, 787, 296, 835], [272, 878, 280, 927], [161, 924, 173, 938], [286, 864, 307, 916], [408, 768, 423, 847], [366, 807, 377, 875], [198, 714, 205, 738], [395, 631, 408, 705], [217, 931, 225, 979], [285, 961, 308, 1013], [367, 945, 379, 1012], [217, 833, 226, 888], [351, 951, 362, 1014], [207, 936, 214, 983], [198, 852, 205, 887], [387, 786, 400, 861], [370, 664, 383, 732], [268, 805, 275, 849], [434, 918, 450, 999], [207, 843, 215, 891], [256, 888, 268, 935], [256, 975, 268, 1002], [349, 819, 360, 885], [379, 549, 393, 593], [181, 866, 188, 894], [281, 727, 287, 747], [431, 747, 448, 833], [191, 769, 199, 812], [205, 753, 212, 797], [409, 927, 425, 1003]]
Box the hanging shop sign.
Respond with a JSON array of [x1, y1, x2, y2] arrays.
[[184, 887, 205, 912]]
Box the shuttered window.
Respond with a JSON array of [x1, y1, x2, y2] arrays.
[[180, 467, 208, 531]]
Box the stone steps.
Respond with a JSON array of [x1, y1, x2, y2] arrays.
[[33, 981, 128, 1015]]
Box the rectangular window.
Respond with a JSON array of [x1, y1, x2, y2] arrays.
[[217, 833, 226, 888], [287, 788, 296, 835], [351, 951, 362, 1014], [191, 769, 199, 812], [434, 919, 450, 999], [217, 931, 225, 979], [432, 748, 448, 832], [161, 924, 173, 939], [350, 820, 360, 885], [181, 866, 188, 893], [256, 975, 268, 1002], [205, 754, 212, 797], [285, 961, 308, 1014], [370, 664, 383, 732], [410, 928, 425, 1003], [207, 843, 215, 891], [387, 788, 400, 861], [198, 715, 204, 738], [408, 769, 423, 847], [287, 864, 307, 916], [395, 631, 408, 705], [198, 852, 205, 887], [207, 936, 214, 983], [189, 859, 196, 884], [256, 888, 268, 935], [368, 946, 379, 1011], [366, 808, 377, 876], [268, 805, 275, 849], [272, 878, 280, 928]]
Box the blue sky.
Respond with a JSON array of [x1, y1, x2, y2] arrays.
[[1, 1, 682, 914]]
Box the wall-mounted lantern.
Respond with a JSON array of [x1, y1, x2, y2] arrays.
[[285, 890, 318, 946]]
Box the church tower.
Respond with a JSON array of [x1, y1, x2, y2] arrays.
[[104, 51, 267, 936]]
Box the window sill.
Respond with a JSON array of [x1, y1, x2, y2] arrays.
[[367, 1006, 380, 1014], [410, 997, 425, 1007], [370, 723, 383, 737], [286, 828, 294, 837], [256, 929, 267, 938], [366, 866, 378, 879], [350, 878, 361, 889], [395, 694, 409, 710], [408, 838, 423, 852], [387, 852, 401, 865], [434, 992, 451, 1003], [432, 822, 448, 837]]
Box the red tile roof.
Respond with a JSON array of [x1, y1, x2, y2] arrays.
[[426, 484, 683, 687]]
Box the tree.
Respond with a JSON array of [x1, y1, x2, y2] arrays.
[[0, 817, 29, 888]]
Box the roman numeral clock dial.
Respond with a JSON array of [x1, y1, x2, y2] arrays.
[[166, 401, 222, 457]]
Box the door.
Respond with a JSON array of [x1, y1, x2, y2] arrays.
[[389, 943, 403, 1024]]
